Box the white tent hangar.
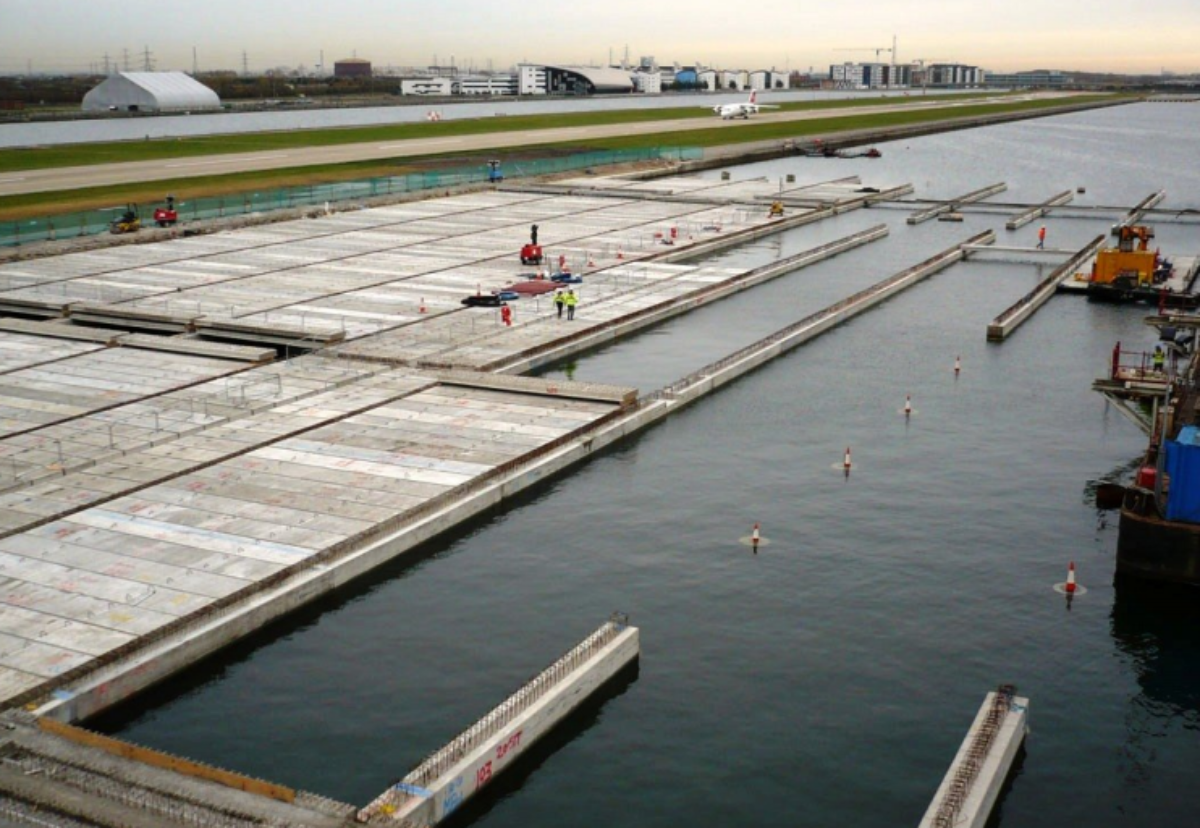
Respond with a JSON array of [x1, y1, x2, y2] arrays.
[[82, 72, 221, 113]]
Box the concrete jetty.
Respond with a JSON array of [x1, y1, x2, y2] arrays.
[[918, 686, 1029, 828], [357, 616, 638, 824], [986, 234, 1106, 341], [906, 183, 1007, 225], [1005, 190, 1074, 230]]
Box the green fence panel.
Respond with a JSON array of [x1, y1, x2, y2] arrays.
[[1, 146, 699, 248]]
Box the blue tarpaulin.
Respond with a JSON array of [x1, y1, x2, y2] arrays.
[[1164, 426, 1200, 522]]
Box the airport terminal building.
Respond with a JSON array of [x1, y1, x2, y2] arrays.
[[517, 64, 634, 95]]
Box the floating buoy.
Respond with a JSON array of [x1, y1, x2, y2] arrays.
[[954, 355, 961, 376], [1053, 561, 1088, 595], [904, 394, 912, 417], [738, 522, 770, 550], [844, 446, 852, 470]]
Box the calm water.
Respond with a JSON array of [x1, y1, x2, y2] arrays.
[[92, 103, 1200, 827], [0, 89, 971, 148]]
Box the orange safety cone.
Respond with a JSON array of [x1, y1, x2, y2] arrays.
[[1065, 561, 1077, 594], [419, 297, 427, 314], [617, 248, 624, 260]]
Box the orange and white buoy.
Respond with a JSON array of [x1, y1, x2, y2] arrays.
[[843, 446, 852, 470], [954, 355, 961, 375], [739, 522, 769, 549], [904, 394, 912, 416], [1053, 561, 1087, 596]]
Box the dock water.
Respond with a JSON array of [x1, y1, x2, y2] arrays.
[[0, 133, 1195, 825]]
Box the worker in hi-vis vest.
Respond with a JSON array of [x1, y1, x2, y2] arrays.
[[1153, 345, 1165, 372], [564, 289, 578, 320]]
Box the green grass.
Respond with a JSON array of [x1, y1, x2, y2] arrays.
[[0, 92, 1011, 174], [0, 94, 1129, 222]]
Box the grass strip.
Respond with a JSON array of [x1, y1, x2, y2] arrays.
[[0, 92, 1009, 174], [0, 95, 1127, 222]]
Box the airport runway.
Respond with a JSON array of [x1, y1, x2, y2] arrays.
[[0, 94, 1073, 197]]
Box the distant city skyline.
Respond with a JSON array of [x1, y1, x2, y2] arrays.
[[1, 0, 1197, 76]]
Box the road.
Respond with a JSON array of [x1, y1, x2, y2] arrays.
[[0, 94, 1077, 197]]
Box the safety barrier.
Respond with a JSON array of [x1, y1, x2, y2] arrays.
[[0, 147, 702, 248]]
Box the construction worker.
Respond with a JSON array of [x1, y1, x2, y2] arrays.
[[564, 289, 578, 321], [1153, 345, 1165, 373], [554, 289, 565, 319], [1037, 225, 1046, 249]]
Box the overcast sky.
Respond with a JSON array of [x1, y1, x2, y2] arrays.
[[2, 0, 1197, 76]]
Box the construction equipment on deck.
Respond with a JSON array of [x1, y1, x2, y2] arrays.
[[109, 204, 140, 234], [1085, 224, 1173, 298], [153, 195, 178, 227]]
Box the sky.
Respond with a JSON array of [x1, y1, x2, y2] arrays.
[[1, 0, 1198, 76]]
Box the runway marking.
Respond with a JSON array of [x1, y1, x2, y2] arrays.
[[0, 177, 27, 184], [165, 155, 288, 169]]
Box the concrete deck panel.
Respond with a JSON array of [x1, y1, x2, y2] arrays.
[[0, 369, 625, 706]]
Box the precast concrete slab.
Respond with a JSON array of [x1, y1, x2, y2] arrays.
[[0, 362, 629, 711]]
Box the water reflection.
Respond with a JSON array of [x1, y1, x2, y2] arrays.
[[1109, 578, 1200, 797]]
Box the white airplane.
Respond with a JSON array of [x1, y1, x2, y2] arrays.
[[711, 90, 779, 120]]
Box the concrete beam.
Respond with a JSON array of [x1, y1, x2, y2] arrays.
[[358, 619, 639, 824], [918, 687, 1029, 828], [987, 234, 1105, 341], [907, 183, 1007, 225]]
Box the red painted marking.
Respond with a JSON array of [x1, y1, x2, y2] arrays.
[[496, 730, 523, 760]]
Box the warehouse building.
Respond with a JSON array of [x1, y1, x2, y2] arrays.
[[81, 71, 221, 112], [334, 58, 372, 78]]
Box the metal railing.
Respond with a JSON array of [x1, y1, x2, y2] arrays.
[[931, 684, 1018, 828], [356, 615, 630, 823], [404, 613, 629, 790]]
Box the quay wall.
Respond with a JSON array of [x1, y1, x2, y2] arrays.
[[1116, 500, 1200, 586]]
